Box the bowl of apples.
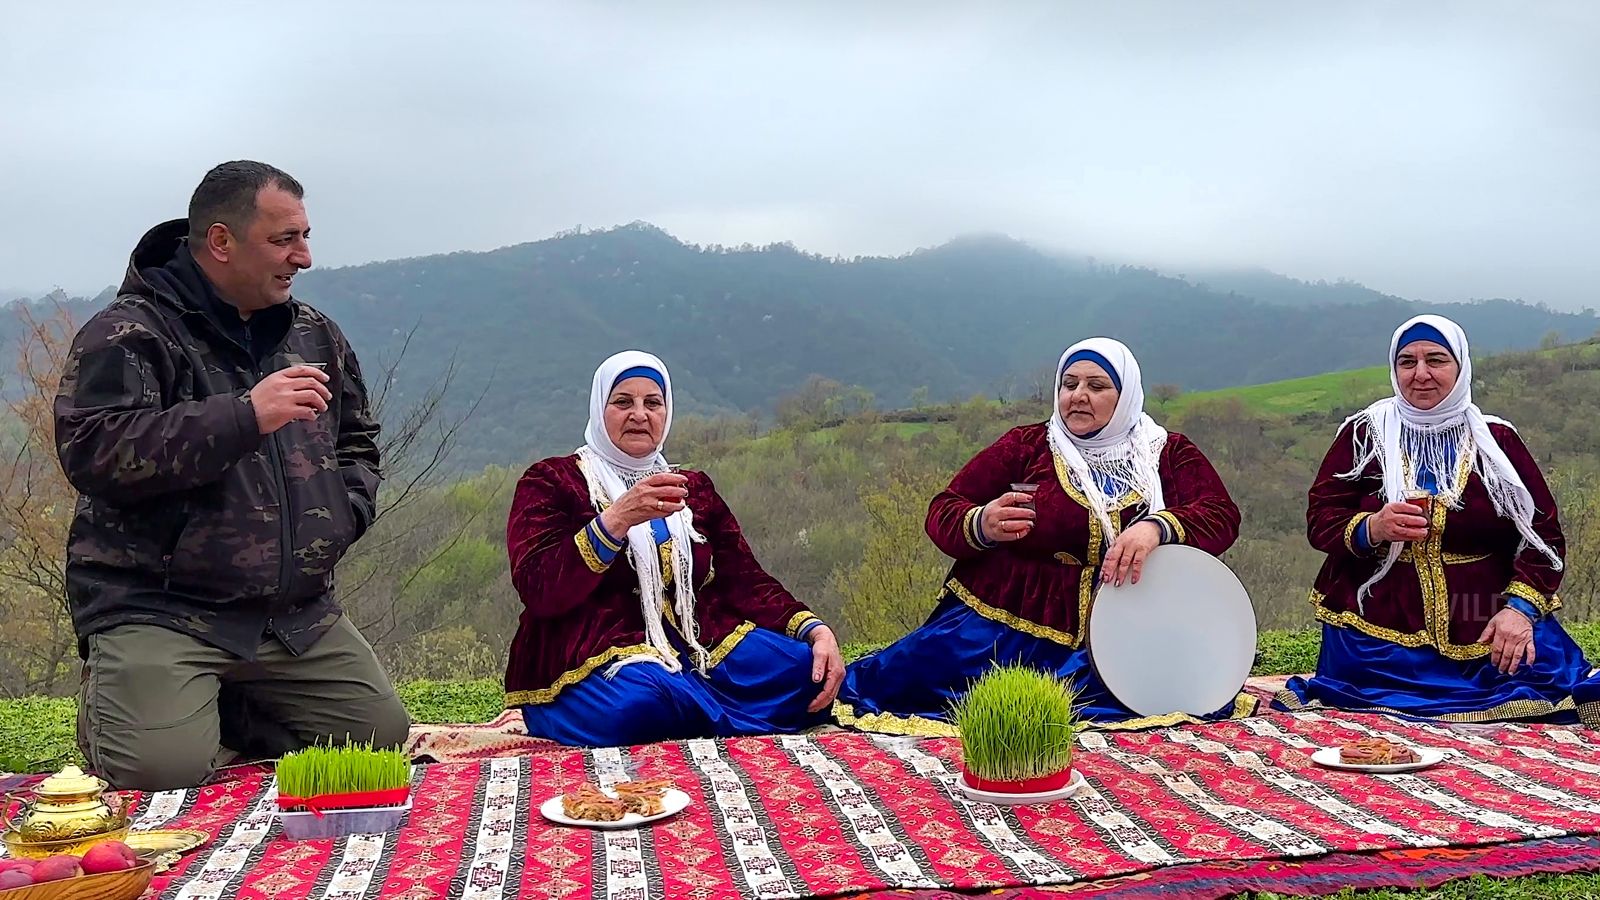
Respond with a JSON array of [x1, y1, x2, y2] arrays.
[[0, 841, 152, 900]]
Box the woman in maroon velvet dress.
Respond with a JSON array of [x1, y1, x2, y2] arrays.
[[504, 350, 845, 747], [836, 338, 1249, 734], [1278, 315, 1598, 725]]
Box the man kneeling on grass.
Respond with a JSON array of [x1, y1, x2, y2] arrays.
[[54, 161, 409, 790]]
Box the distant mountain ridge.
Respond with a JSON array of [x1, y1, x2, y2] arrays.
[[7, 223, 1594, 469]]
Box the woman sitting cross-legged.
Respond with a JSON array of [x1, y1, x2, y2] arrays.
[[503, 350, 845, 747], [1277, 315, 1599, 726], [836, 337, 1251, 734]]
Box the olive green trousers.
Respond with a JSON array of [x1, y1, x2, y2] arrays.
[[77, 616, 409, 791]]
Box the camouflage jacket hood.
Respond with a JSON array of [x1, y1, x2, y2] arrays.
[[54, 219, 382, 658]]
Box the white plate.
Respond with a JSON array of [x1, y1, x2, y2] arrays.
[[1311, 746, 1446, 773], [539, 788, 691, 829], [956, 769, 1088, 806], [1089, 544, 1257, 717]]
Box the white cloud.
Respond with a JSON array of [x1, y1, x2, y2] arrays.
[[1, 0, 1595, 308]]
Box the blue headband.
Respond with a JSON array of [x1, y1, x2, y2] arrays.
[[1062, 349, 1122, 392], [1395, 323, 1453, 360], [612, 365, 666, 393]]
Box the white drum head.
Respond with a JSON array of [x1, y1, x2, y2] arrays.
[[1088, 544, 1256, 717]]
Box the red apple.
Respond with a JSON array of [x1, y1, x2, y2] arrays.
[[81, 840, 139, 874], [0, 868, 35, 889], [29, 854, 82, 882], [0, 859, 32, 874]]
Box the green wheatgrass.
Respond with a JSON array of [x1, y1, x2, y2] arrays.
[[951, 663, 1079, 782], [275, 741, 412, 800]]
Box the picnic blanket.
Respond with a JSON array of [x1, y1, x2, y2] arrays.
[[69, 708, 1600, 899]]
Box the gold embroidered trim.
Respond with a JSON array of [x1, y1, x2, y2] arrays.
[[1311, 594, 1492, 660], [1054, 551, 1083, 567], [659, 606, 741, 668], [834, 691, 1256, 736], [1312, 599, 1436, 649], [785, 611, 821, 640], [574, 528, 611, 574], [1343, 512, 1374, 554], [1274, 689, 1577, 724], [1506, 580, 1560, 616], [1050, 450, 1117, 642], [504, 643, 662, 707], [1580, 699, 1600, 729], [590, 519, 624, 553], [1271, 689, 1306, 711], [1153, 510, 1188, 544], [708, 621, 756, 667], [1414, 493, 1450, 651], [832, 702, 961, 737], [946, 578, 1080, 647], [653, 539, 711, 590], [659, 540, 676, 587], [962, 505, 987, 550], [1411, 449, 1492, 661], [1083, 692, 1259, 731], [1398, 547, 1491, 565], [1232, 691, 1259, 719]]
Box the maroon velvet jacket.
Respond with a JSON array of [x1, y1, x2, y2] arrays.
[[503, 455, 815, 706], [1306, 420, 1564, 660], [927, 423, 1241, 646]]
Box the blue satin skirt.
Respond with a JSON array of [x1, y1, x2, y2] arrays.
[[1277, 620, 1600, 723], [520, 627, 827, 747], [837, 595, 1243, 730]]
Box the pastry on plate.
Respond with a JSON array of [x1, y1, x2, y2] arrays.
[[613, 779, 674, 817], [1339, 736, 1420, 765], [561, 782, 627, 821]]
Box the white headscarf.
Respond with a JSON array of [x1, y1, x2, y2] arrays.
[[575, 350, 709, 673], [1340, 314, 1562, 609], [1046, 338, 1169, 536]]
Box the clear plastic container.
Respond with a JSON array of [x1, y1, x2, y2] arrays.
[[276, 799, 411, 840]]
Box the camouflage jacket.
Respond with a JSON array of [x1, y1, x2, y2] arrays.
[[54, 220, 381, 659]]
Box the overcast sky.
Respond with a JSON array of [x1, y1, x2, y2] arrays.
[[3, 1, 1596, 308]]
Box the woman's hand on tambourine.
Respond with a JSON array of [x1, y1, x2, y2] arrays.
[[599, 473, 689, 536], [980, 492, 1036, 542], [1366, 502, 1429, 544], [1100, 520, 1163, 587]]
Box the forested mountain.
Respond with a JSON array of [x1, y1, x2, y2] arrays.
[[8, 224, 1593, 470]]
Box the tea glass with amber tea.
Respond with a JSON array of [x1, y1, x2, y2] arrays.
[[1010, 483, 1040, 511], [1403, 489, 1435, 536]]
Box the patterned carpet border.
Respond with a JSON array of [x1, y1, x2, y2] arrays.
[[844, 835, 1600, 899]]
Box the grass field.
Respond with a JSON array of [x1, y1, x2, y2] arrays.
[[1160, 365, 1393, 417]]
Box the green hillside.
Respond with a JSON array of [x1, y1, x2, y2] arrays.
[[7, 225, 1594, 470], [1160, 365, 1391, 417]]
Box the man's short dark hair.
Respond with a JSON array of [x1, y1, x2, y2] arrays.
[[187, 161, 305, 245]]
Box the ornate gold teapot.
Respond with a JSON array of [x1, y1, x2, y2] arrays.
[[1, 765, 130, 858]]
